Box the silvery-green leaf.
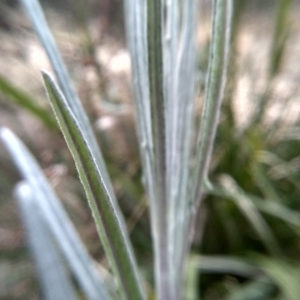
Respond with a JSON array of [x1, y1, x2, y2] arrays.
[[15, 181, 77, 300], [177, 0, 234, 291], [191, 0, 233, 209], [0, 128, 110, 300], [42, 70, 145, 300], [19, 0, 115, 201]]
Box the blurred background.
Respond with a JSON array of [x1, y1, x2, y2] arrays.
[[0, 0, 300, 299]]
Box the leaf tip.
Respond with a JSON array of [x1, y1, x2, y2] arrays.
[[40, 69, 51, 78], [40, 69, 53, 85]]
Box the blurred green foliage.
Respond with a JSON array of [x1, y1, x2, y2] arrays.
[[195, 0, 300, 298]]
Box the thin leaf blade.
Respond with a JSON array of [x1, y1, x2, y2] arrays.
[[15, 181, 77, 300], [0, 127, 110, 300], [19, 0, 115, 202], [42, 70, 145, 300]]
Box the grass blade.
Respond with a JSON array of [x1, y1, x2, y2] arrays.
[[15, 181, 77, 300], [0, 128, 110, 300], [189, 255, 277, 300], [186, 255, 269, 300], [0, 73, 57, 130], [42, 71, 145, 300], [252, 163, 282, 203], [269, 0, 293, 79], [226, 279, 274, 300], [261, 258, 300, 300], [230, 191, 300, 235], [252, 0, 293, 125], [207, 180, 300, 242], [207, 177, 280, 255], [191, 255, 262, 278]]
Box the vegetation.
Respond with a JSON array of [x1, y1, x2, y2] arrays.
[[0, 0, 300, 299]]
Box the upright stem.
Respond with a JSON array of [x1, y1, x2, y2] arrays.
[[147, 0, 172, 299]]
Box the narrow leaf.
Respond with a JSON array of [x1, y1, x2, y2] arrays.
[[19, 0, 115, 200], [123, 0, 157, 249], [191, 255, 262, 278], [207, 181, 300, 237], [183, 0, 234, 283], [15, 181, 77, 300], [191, 0, 233, 209], [261, 258, 300, 300], [207, 177, 280, 255], [0, 127, 110, 300], [123, 0, 157, 234], [226, 279, 274, 300], [269, 0, 293, 78], [251, 197, 300, 231], [42, 71, 145, 300]]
